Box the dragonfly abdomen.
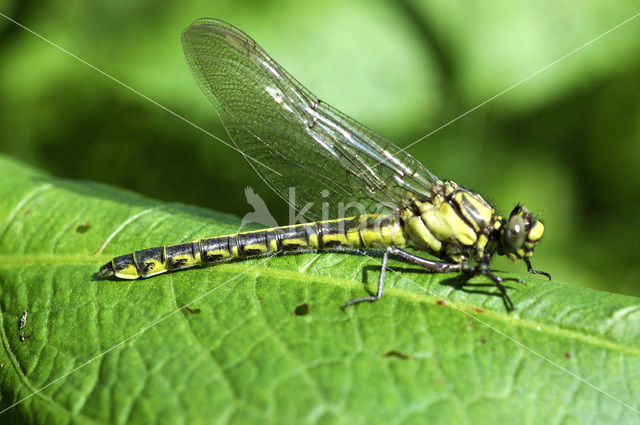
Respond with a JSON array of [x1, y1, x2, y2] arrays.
[[98, 214, 406, 279]]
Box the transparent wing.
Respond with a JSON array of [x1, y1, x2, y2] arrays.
[[181, 18, 437, 221]]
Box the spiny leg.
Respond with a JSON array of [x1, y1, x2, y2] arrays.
[[341, 246, 464, 310], [341, 248, 389, 310], [467, 262, 525, 311], [391, 249, 527, 310], [385, 247, 464, 273], [478, 272, 521, 311], [341, 246, 524, 310], [525, 258, 551, 280]]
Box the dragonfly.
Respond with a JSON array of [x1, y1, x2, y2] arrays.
[[99, 18, 550, 310]]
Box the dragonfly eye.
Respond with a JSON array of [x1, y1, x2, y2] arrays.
[[503, 214, 526, 253]]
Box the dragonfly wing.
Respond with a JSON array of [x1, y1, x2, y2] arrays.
[[181, 18, 436, 221]]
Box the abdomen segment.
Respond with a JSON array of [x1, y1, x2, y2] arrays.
[[98, 214, 405, 279]]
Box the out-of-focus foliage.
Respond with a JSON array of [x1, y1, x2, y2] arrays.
[[1, 0, 639, 297]]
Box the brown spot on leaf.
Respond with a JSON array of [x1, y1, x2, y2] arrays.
[[76, 222, 91, 233], [564, 352, 571, 358], [436, 300, 447, 306], [293, 302, 310, 316], [381, 350, 413, 360], [183, 306, 201, 315]]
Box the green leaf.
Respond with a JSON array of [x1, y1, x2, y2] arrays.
[[0, 154, 639, 425]]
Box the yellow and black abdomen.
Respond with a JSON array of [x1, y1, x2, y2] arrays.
[[98, 214, 405, 279]]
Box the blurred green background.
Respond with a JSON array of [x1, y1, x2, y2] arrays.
[[1, 1, 639, 296]]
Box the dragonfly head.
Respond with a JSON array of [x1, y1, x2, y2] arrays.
[[500, 205, 544, 261]]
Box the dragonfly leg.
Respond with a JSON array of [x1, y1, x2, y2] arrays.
[[381, 247, 523, 310], [341, 247, 390, 310], [341, 247, 524, 310], [471, 268, 520, 311], [525, 258, 551, 280], [386, 247, 464, 273], [341, 246, 465, 309]]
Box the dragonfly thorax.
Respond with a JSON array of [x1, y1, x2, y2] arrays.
[[401, 181, 497, 263], [399, 181, 544, 267]]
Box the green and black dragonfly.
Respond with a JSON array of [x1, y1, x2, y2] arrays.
[[99, 18, 550, 310]]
